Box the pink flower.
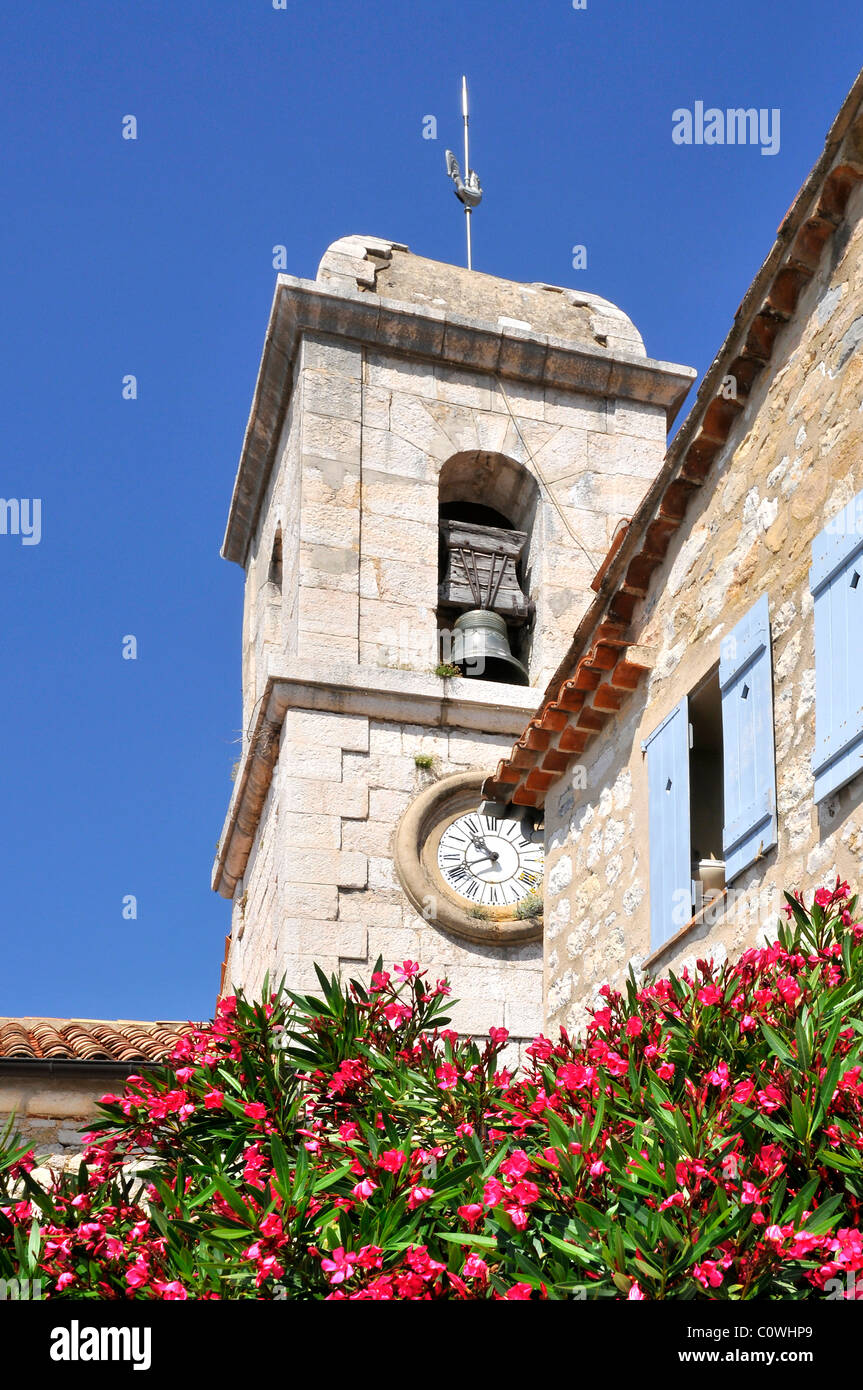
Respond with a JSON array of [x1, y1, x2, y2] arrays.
[[321, 1247, 358, 1286], [204, 1089, 224, 1109], [458, 1203, 484, 1229], [352, 1177, 377, 1201], [777, 976, 801, 1006], [626, 1017, 643, 1037], [706, 1060, 730, 1091], [504, 1203, 530, 1231], [125, 1261, 150, 1289], [732, 1079, 756, 1105], [153, 1280, 188, 1300], [506, 1282, 534, 1300], [55, 1272, 76, 1291], [394, 960, 420, 981], [756, 1085, 783, 1114], [698, 984, 722, 1006], [260, 1213, 283, 1239], [378, 1149, 407, 1172], [500, 1150, 532, 1181], [244, 1102, 267, 1120], [382, 1002, 412, 1026], [463, 1254, 488, 1280], [693, 1260, 724, 1289], [407, 1186, 434, 1209], [436, 1063, 458, 1090], [483, 1177, 506, 1207], [627, 1281, 646, 1300], [488, 1027, 509, 1045]]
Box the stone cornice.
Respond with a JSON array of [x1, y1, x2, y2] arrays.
[[212, 663, 542, 899], [221, 274, 696, 567]]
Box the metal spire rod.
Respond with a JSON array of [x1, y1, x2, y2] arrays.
[[462, 76, 472, 270], [445, 76, 483, 270]]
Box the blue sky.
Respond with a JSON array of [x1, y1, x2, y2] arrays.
[[0, 1, 860, 1023]]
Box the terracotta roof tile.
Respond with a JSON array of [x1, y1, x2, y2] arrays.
[[0, 1018, 193, 1063]]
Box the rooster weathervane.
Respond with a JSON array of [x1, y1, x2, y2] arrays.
[[445, 76, 483, 270]]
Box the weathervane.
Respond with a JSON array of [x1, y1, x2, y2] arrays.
[[445, 76, 483, 270]]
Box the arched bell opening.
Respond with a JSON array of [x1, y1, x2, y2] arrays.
[[437, 452, 540, 685]]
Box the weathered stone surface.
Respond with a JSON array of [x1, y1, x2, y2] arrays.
[[545, 173, 863, 1035]]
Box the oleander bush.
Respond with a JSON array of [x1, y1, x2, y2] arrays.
[[3, 882, 863, 1300]]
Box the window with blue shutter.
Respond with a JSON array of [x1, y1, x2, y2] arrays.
[[719, 594, 777, 882], [811, 492, 863, 802], [643, 697, 692, 951]]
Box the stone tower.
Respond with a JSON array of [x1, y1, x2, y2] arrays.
[[212, 234, 694, 1053]]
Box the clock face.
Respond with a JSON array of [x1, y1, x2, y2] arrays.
[[437, 810, 544, 909], [394, 771, 545, 944]]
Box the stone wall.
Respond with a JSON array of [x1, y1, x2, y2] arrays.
[[0, 1070, 129, 1162], [544, 178, 863, 1036]]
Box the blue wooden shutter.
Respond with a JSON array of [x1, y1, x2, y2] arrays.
[[643, 697, 691, 951], [811, 491, 863, 801], [719, 595, 777, 882]]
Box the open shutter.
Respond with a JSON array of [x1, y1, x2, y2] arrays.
[[643, 697, 691, 951], [719, 594, 777, 882], [811, 491, 863, 802]]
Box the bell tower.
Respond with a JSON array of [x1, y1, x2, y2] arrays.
[[213, 234, 694, 1054]]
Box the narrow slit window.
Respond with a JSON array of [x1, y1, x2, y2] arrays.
[[268, 529, 283, 591]]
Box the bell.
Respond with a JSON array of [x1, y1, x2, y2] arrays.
[[451, 609, 529, 686]]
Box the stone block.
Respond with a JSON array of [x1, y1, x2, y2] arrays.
[[340, 894, 403, 929], [298, 633, 358, 664], [341, 818, 394, 856], [290, 850, 368, 889], [300, 502, 360, 549], [504, 989, 544, 1038], [361, 471, 437, 524], [362, 423, 440, 480], [343, 751, 417, 793], [298, 588, 359, 638], [279, 883, 339, 920], [278, 812, 342, 849], [365, 353, 437, 399], [301, 412, 361, 461], [283, 710, 369, 752], [296, 920, 369, 959], [300, 334, 362, 379], [361, 514, 437, 564], [587, 430, 663, 480], [278, 742, 343, 782], [433, 367, 494, 412], [301, 372, 362, 422], [281, 779, 368, 819], [25, 1090, 98, 1119]]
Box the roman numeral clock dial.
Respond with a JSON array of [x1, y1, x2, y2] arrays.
[[437, 813, 544, 907], [393, 771, 545, 944]]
